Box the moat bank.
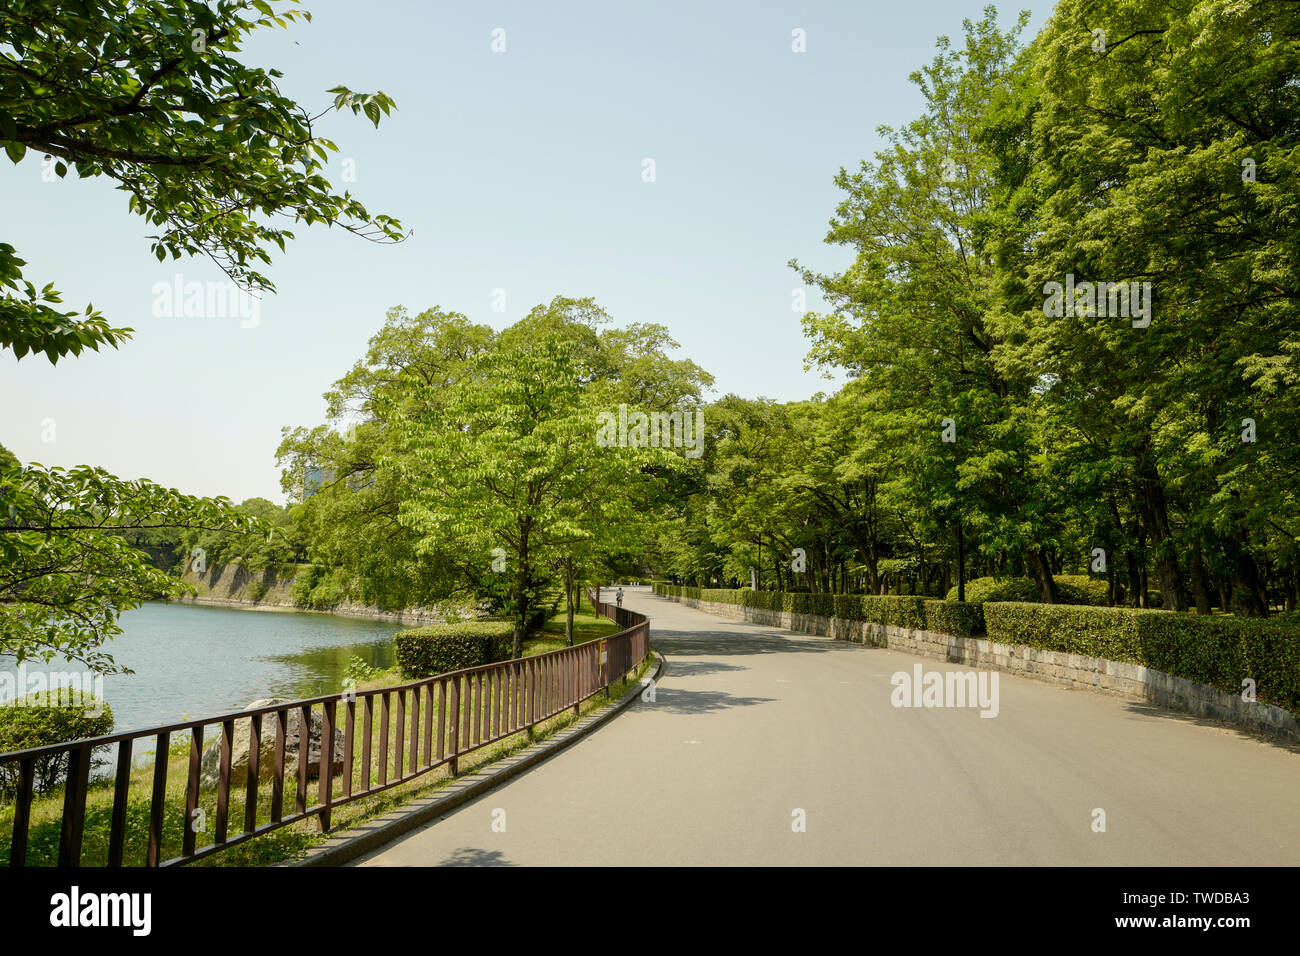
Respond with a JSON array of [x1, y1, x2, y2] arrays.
[[173, 562, 464, 627]]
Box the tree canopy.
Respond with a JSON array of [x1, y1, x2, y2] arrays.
[[0, 0, 403, 363]]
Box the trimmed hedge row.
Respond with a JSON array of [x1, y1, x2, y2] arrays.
[[652, 585, 986, 637], [393, 622, 514, 678], [984, 603, 1300, 712]]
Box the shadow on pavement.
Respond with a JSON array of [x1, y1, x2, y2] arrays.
[[438, 847, 516, 867], [662, 659, 749, 678], [650, 629, 832, 657], [650, 687, 775, 715], [1120, 700, 1300, 755]]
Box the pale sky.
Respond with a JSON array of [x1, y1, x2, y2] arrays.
[[1, 0, 1055, 503]]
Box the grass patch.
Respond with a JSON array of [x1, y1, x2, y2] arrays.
[[523, 604, 622, 656]]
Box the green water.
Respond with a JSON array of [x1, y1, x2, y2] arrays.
[[2, 602, 399, 733]]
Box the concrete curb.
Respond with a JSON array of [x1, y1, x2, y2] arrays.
[[287, 651, 664, 867]]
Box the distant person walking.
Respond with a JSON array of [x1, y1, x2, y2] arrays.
[[616, 587, 624, 608]]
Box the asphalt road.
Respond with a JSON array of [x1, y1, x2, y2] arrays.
[[354, 586, 1300, 866]]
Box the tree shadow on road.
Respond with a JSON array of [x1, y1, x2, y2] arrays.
[[662, 659, 749, 678], [651, 629, 832, 657], [648, 687, 775, 715], [437, 846, 517, 866]]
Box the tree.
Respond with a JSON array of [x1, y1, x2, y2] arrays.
[[0, 460, 258, 671], [388, 325, 677, 658], [793, 8, 1062, 598], [277, 307, 498, 610], [1007, 0, 1300, 613], [0, 0, 404, 363]]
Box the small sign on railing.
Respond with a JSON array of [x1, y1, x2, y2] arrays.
[[599, 641, 608, 666]]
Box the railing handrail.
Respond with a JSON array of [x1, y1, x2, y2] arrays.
[[0, 612, 646, 764], [1, 594, 652, 867]]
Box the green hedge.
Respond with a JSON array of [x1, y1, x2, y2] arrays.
[[653, 585, 985, 637], [0, 692, 115, 798], [984, 603, 1300, 711], [1054, 574, 1111, 606], [393, 622, 515, 679], [944, 574, 1109, 606], [945, 576, 1039, 604]]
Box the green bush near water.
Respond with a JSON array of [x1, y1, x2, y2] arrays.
[[0, 692, 115, 799], [393, 622, 515, 678], [290, 563, 350, 610]]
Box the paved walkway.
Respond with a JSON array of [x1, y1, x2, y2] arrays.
[[355, 587, 1300, 866]]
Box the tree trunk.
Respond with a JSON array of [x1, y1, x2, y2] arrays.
[[1188, 547, 1213, 615], [955, 521, 966, 602], [1137, 460, 1189, 611], [564, 556, 575, 646], [1228, 540, 1269, 617], [1026, 548, 1059, 603], [1126, 550, 1141, 608], [512, 537, 529, 659]]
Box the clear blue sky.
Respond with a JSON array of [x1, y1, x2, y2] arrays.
[[1, 0, 1055, 503]]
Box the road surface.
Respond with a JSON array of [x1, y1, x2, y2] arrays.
[[355, 587, 1300, 866]]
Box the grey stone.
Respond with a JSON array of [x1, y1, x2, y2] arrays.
[[199, 697, 346, 789]]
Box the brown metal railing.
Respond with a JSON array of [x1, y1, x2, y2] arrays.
[[0, 595, 649, 867]]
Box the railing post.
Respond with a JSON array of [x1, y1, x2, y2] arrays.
[[9, 756, 34, 867], [296, 704, 310, 815], [343, 700, 356, 799], [245, 715, 262, 835], [571, 651, 580, 717], [57, 743, 91, 867], [108, 742, 132, 867], [147, 732, 170, 866], [449, 676, 460, 776], [319, 699, 335, 832], [182, 725, 203, 859], [215, 718, 233, 846]]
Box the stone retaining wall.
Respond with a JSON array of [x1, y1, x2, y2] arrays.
[[660, 593, 1300, 742], [173, 564, 462, 626]]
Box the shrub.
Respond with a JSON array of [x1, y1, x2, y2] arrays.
[[945, 574, 1110, 606], [393, 622, 515, 678], [247, 578, 269, 603], [0, 691, 115, 798], [344, 655, 384, 683], [306, 573, 347, 609], [945, 576, 1040, 603], [984, 603, 1300, 711], [655, 584, 985, 637], [290, 564, 349, 609], [657, 584, 1300, 712], [1053, 574, 1111, 606], [290, 563, 320, 606]]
